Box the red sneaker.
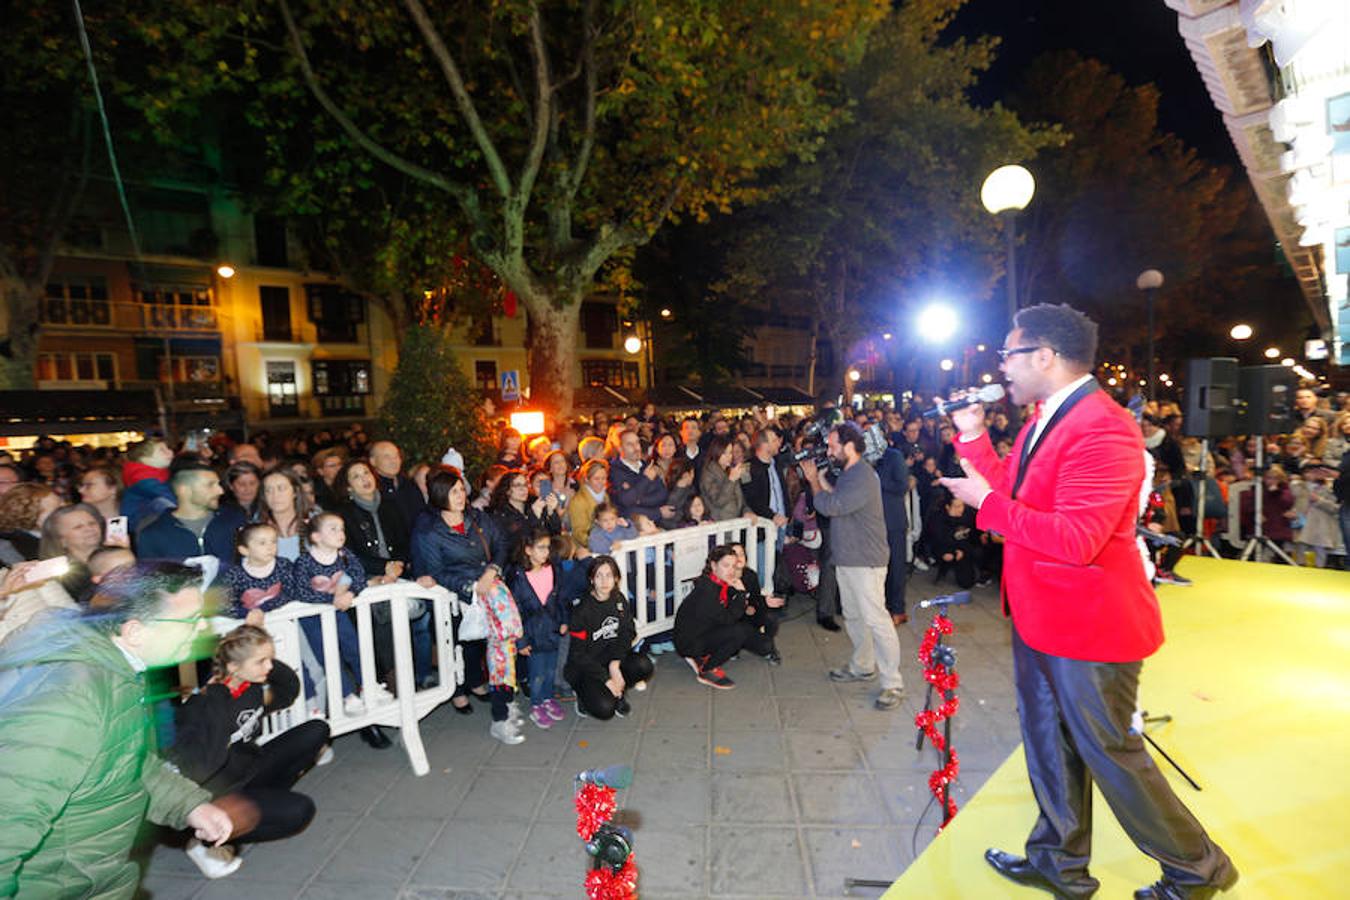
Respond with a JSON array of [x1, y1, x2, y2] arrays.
[[696, 666, 735, 690]]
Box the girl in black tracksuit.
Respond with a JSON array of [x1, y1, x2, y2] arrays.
[[564, 555, 653, 720], [168, 625, 329, 844]]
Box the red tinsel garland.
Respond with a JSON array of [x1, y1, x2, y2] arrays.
[[915, 612, 961, 825], [585, 858, 639, 900], [574, 783, 617, 841]]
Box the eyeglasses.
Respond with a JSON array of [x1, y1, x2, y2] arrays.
[[997, 345, 1050, 362], [149, 613, 207, 626]]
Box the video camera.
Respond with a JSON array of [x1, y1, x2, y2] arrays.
[[790, 408, 843, 475]]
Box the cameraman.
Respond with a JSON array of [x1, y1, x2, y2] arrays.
[[799, 423, 905, 710]]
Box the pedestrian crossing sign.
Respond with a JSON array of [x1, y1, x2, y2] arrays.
[[500, 369, 520, 402]]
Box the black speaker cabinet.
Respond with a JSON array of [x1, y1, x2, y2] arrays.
[[1239, 365, 1297, 435], [1182, 357, 1238, 437]]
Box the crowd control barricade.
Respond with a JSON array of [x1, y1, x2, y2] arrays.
[[1224, 480, 1255, 547], [181, 580, 465, 776], [608, 516, 778, 640]]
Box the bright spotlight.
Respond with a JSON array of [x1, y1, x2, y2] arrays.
[[1230, 324, 1253, 340], [847, 368, 862, 382], [882, 332, 893, 341], [976, 344, 987, 352], [939, 359, 955, 372], [1264, 347, 1280, 359], [1280, 357, 1295, 367], [216, 265, 235, 279], [1107, 377, 1118, 386], [980, 373, 993, 384], [917, 304, 958, 343], [623, 335, 642, 354]]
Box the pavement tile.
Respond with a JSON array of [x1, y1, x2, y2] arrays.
[[708, 826, 809, 896], [133, 871, 203, 900], [559, 730, 639, 772], [196, 877, 301, 900], [408, 820, 526, 891], [642, 694, 710, 730], [314, 815, 440, 887], [634, 728, 709, 770], [712, 695, 780, 731], [455, 768, 554, 821], [801, 827, 910, 898], [503, 822, 592, 892], [236, 812, 361, 884], [792, 773, 889, 826], [624, 826, 705, 895], [784, 730, 865, 772], [777, 696, 851, 731], [709, 729, 787, 770], [710, 771, 796, 823], [376, 768, 478, 819], [625, 770, 711, 826]]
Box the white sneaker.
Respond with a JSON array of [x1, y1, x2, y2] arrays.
[[633, 680, 648, 692], [490, 719, 526, 745], [507, 700, 524, 725], [315, 744, 334, 766], [342, 694, 366, 716], [365, 683, 396, 706], [185, 838, 242, 879]]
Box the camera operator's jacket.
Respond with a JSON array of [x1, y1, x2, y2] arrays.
[[0, 613, 211, 899], [955, 382, 1163, 662]]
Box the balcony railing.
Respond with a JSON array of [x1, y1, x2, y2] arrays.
[[39, 298, 219, 333]]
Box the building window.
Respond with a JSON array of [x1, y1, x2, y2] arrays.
[[167, 356, 220, 384], [36, 352, 117, 384], [474, 360, 498, 393], [266, 361, 299, 417], [581, 302, 618, 349], [259, 286, 293, 341], [581, 359, 640, 389], [254, 214, 289, 268], [305, 284, 364, 343], [318, 395, 367, 414], [311, 360, 372, 397], [41, 276, 112, 327], [137, 282, 217, 330]]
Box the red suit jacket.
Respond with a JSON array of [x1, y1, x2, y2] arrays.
[[956, 386, 1163, 662]]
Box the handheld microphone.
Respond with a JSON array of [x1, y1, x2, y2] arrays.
[[575, 764, 634, 790], [923, 384, 1005, 419], [917, 591, 972, 609]]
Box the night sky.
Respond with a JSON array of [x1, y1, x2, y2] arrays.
[[953, 0, 1235, 165]]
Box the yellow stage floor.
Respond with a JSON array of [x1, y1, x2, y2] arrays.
[[887, 557, 1350, 898]]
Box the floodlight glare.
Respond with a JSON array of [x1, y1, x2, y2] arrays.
[[917, 304, 959, 343], [939, 359, 955, 372], [1264, 347, 1280, 359], [1230, 324, 1253, 340]]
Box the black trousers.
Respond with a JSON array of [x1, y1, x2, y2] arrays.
[[935, 545, 979, 589], [1012, 629, 1234, 891], [680, 620, 775, 671], [232, 719, 329, 844], [567, 652, 653, 720], [816, 532, 840, 620]]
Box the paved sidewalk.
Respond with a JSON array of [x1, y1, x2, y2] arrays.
[[136, 580, 1021, 899]]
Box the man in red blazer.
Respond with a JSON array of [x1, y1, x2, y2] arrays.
[[940, 304, 1236, 900]]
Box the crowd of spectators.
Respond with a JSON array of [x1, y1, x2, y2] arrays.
[[2, 381, 1347, 887]]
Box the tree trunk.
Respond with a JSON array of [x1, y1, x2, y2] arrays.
[[0, 271, 39, 390], [522, 293, 581, 416]]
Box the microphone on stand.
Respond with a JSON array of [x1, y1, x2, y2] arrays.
[[917, 591, 972, 609], [923, 383, 1006, 419], [575, 765, 634, 790]]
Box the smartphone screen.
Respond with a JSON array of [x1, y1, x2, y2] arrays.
[[106, 516, 129, 547]]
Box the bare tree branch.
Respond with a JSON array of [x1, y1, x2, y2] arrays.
[[512, 2, 553, 217], [401, 0, 513, 199], [278, 0, 474, 208]]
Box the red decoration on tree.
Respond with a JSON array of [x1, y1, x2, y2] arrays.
[[503, 289, 518, 318], [584, 858, 639, 900], [915, 612, 961, 826], [574, 783, 617, 841]]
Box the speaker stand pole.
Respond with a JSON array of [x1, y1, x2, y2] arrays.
[[1182, 438, 1221, 559], [1239, 437, 1296, 566]]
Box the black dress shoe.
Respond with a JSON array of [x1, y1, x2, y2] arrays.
[[450, 699, 474, 716], [764, 649, 783, 665], [816, 617, 842, 632], [359, 725, 393, 749], [984, 849, 1097, 898], [1134, 878, 1222, 900]]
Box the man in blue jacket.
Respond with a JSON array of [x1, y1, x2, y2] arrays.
[[609, 430, 672, 524], [135, 462, 241, 575]]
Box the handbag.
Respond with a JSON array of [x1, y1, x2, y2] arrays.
[[455, 515, 495, 641]]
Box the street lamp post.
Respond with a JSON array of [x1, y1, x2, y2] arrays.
[[981, 165, 1036, 326], [1136, 269, 1164, 402]]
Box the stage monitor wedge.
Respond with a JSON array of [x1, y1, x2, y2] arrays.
[[1238, 365, 1297, 435], [1182, 357, 1238, 438]]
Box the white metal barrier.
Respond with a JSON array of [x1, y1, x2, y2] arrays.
[[607, 516, 777, 640], [1224, 480, 1255, 547], [184, 581, 465, 776], [179, 520, 776, 772]]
